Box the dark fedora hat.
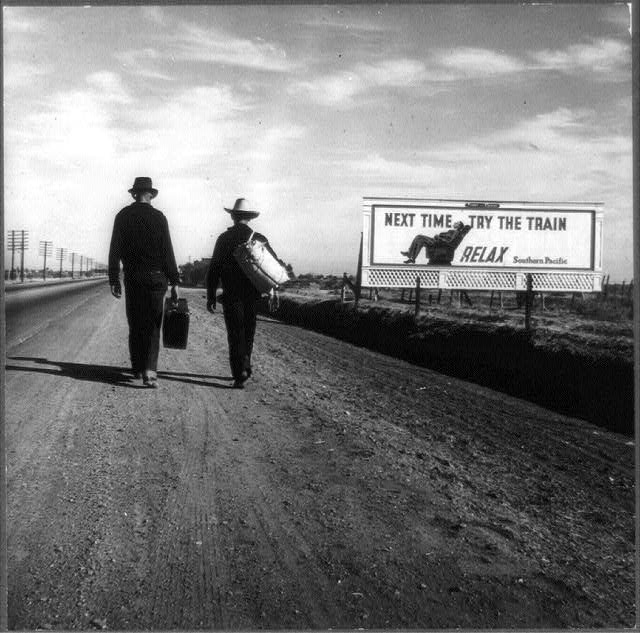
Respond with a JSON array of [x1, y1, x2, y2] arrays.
[[224, 198, 260, 219], [128, 176, 158, 198]]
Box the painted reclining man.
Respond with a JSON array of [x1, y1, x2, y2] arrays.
[[401, 221, 471, 264]]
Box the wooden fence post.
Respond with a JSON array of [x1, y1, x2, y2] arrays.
[[525, 273, 533, 331], [340, 273, 347, 306], [602, 274, 610, 301], [354, 233, 363, 309]]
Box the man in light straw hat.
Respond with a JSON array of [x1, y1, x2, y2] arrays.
[[206, 198, 283, 389], [108, 177, 180, 388]]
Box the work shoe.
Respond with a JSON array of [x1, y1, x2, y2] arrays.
[[233, 370, 248, 389], [143, 370, 158, 388]]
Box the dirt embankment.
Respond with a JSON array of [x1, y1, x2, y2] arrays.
[[263, 293, 634, 435]]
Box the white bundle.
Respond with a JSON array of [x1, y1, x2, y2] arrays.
[[233, 233, 289, 294]]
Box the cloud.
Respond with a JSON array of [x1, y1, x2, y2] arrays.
[[435, 47, 526, 77], [86, 71, 132, 104], [3, 60, 52, 91], [288, 48, 534, 107], [291, 35, 631, 108], [530, 38, 630, 79], [297, 10, 391, 34], [113, 20, 298, 82], [114, 48, 176, 81], [601, 4, 633, 34], [7, 72, 131, 168], [6, 75, 303, 186], [289, 58, 432, 106], [343, 106, 631, 204], [1, 6, 45, 34], [141, 6, 166, 26], [171, 23, 298, 72], [2, 8, 50, 90]]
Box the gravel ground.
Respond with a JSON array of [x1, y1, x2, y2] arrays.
[[5, 284, 635, 629]]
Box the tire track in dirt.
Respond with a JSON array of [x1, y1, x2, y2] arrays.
[[141, 395, 233, 629], [150, 305, 347, 628]]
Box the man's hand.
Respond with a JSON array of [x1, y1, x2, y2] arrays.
[[206, 298, 216, 313], [268, 288, 279, 313], [170, 285, 179, 303], [110, 284, 122, 299]]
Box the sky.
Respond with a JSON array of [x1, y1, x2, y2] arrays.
[[2, 2, 635, 280]]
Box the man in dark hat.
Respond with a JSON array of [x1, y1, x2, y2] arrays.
[[108, 177, 180, 388], [206, 198, 282, 389]]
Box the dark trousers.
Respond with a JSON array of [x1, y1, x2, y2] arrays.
[[124, 277, 166, 373], [222, 297, 257, 381], [406, 235, 435, 260]]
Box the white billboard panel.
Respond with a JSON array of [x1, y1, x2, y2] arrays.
[[371, 203, 596, 269]]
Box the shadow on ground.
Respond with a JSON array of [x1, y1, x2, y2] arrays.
[[6, 357, 235, 389]]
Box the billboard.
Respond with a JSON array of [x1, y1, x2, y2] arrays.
[[362, 198, 604, 291]]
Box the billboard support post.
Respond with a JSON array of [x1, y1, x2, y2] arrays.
[[414, 276, 421, 318], [525, 273, 533, 331], [354, 232, 363, 308]]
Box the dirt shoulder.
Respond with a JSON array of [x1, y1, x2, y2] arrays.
[[269, 289, 634, 434], [5, 286, 635, 629]]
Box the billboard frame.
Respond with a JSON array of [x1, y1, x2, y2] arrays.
[[361, 197, 604, 293]]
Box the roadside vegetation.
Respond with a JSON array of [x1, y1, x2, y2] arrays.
[[265, 274, 634, 435]]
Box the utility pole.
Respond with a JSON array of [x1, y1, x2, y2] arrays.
[[7, 230, 29, 282], [56, 248, 68, 278], [20, 231, 28, 282], [38, 240, 53, 281], [7, 230, 16, 279], [70, 252, 77, 279], [79, 255, 84, 277]]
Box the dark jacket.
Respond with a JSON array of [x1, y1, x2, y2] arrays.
[[108, 202, 179, 287], [206, 223, 280, 303]]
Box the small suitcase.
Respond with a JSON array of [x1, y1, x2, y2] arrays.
[[162, 297, 190, 349]]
